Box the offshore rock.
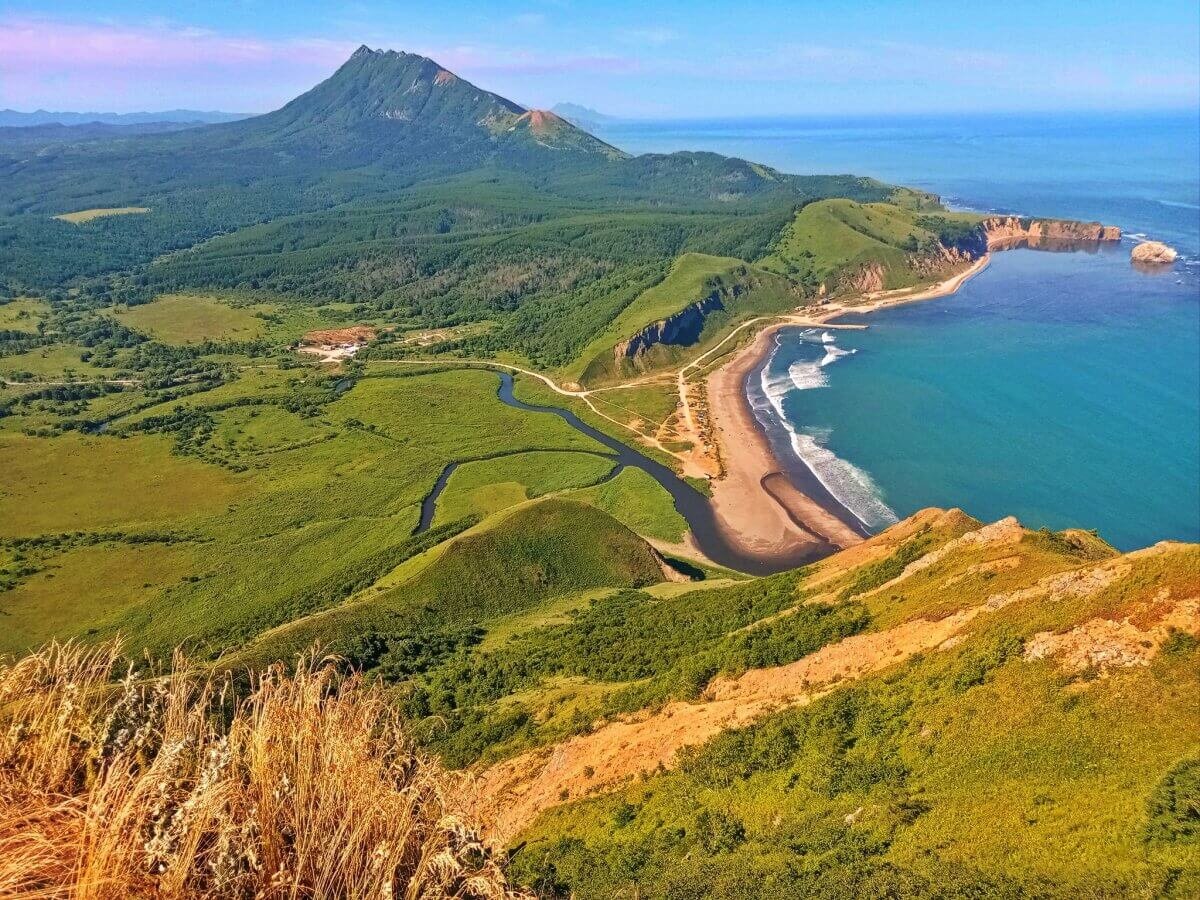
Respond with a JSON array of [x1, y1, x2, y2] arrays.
[[1131, 240, 1178, 265]]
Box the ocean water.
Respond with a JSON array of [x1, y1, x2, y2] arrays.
[[602, 113, 1200, 549]]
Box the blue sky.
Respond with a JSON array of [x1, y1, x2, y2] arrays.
[[1, 1, 1197, 116]]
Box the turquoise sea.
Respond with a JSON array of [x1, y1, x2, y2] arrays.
[[601, 113, 1200, 549]]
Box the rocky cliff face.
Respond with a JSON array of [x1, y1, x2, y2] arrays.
[[982, 216, 1121, 249], [615, 287, 738, 364]]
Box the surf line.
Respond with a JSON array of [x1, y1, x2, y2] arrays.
[[749, 329, 898, 534]]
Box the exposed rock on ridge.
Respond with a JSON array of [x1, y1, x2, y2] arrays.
[[614, 284, 741, 364]]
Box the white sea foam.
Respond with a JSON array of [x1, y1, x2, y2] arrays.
[[787, 429, 899, 530], [754, 330, 897, 530], [1153, 198, 1200, 211], [820, 344, 854, 367], [788, 360, 828, 391]]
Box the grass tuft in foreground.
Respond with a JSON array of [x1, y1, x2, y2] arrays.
[[0, 640, 526, 899]]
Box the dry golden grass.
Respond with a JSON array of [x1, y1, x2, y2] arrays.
[[0, 641, 526, 899], [53, 207, 150, 224]]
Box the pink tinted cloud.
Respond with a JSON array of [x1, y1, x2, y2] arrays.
[[0, 18, 640, 110], [0, 17, 353, 72]]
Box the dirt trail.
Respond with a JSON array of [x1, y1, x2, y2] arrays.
[[471, 523, 1193, 842], [472, 606, 976, 841]]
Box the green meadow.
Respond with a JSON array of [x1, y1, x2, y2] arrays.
[[0, 353, 690, 656], [114, 294, 270, 344]]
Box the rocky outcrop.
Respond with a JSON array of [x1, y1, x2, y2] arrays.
[[1131, 240, 1178, 265], [615, 285, 740, 362], [844, 262, 885, 293], [982, 216, 1121, 249]]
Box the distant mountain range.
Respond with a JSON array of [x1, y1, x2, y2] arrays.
[[0, 109, 248, 127], [0, 121, 213, 145], [550, 102, 616, 130]]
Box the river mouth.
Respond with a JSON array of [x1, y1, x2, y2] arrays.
[[415, 371, 831, 576]]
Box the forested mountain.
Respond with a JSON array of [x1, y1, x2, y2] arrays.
[[0, 46, 930, 300]]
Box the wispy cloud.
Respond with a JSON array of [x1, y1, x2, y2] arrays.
[[0, 16, 352, 72], [0, 16, 638, 111], [619, 27, 677, 46]]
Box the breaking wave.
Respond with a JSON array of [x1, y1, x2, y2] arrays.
[[754, 330, 898, 531]]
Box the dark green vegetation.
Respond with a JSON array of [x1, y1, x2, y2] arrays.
[[402, 572, 867, 767], [511, 533, 1200, 899], [0, 46, 951, 370]]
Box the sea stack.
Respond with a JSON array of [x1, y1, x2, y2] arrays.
[[1131, 240, 1178, 265]]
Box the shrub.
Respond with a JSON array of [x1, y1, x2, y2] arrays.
[[1145, 758, 1200, 844]]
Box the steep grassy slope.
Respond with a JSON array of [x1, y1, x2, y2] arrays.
[[441, 511, 1200, 898], [760, 200, 983, 294], [232, 498, 667, 669], [565, 253, 744, 380]]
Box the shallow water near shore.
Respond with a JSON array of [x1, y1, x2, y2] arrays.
[[606, 111, 1200, 549], [765, 246, 1200, 549]]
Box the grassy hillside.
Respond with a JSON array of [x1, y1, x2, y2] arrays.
[[565, 252, 744, 382], [232, 498, 667, 668], [760, 200, 983, 294], [496, 516, 1200, 898]]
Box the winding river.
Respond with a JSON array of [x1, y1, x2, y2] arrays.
[[418, 371, 833, 576]]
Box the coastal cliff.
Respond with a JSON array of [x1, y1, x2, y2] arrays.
[[982, 215, 1122, 249], [614, 283, 742, 366]]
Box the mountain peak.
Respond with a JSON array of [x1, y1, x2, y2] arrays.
[[246, 46, 626, 162]]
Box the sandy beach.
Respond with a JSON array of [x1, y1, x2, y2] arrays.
[[705, 324, 866, 558], [704, 256, 992, 562]]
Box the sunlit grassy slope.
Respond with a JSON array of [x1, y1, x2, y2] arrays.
[[565, 253, 743, 379], [230, 497, 666, 674], [759, 199, 982, 293], [504, 519, 1200, 899], [53, 206, 150, 224]]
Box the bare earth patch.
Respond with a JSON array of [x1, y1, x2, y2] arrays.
[[298, 325, 378, 361], [1025, 591, 1200, 675], [473, 607, 977, 841]]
